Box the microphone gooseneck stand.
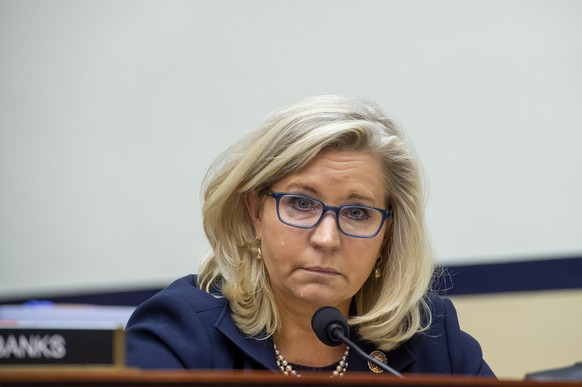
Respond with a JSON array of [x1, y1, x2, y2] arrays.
[[311, 306, 404, 378]]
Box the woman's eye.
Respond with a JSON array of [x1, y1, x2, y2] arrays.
[[347, 207, 369, 219], [289, 197, 315, 210]]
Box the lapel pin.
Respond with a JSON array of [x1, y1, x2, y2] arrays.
[[367, 350, 388, 373]]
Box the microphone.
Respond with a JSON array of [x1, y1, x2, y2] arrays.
[[311, 306, 403, 378]]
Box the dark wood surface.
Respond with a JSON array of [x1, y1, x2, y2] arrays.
[[0, 369, 579, 386]]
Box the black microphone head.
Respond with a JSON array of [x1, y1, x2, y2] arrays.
[[311, 306, 350, 347]]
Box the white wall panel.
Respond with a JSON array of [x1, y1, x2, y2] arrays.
[[1, 0, 581, 298]]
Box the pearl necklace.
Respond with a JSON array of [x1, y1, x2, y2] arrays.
[[274, 343, 350, 377]]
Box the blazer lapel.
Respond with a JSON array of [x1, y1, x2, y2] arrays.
[[214, 303, 277, 370], [387, 343, 417, 372], [348, 336, 417, 374]]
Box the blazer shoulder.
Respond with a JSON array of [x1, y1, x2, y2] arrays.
[[424, 292, 450, 316], [403, 293, 495, 376], [149, 274, 227, 313], [125, 275, 229, 369], [425, 294, 472, 342]]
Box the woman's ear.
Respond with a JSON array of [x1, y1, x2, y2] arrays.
[[244, 190, 263, 239]]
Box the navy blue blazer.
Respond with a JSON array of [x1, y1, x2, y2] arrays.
[[125, 275, 494, 376]]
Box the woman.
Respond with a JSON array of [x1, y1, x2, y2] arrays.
[[125, 95, 494, 376]]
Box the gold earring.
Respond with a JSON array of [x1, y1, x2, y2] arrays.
[[374, 256, 382, 279], [256, 238, 262, 260]]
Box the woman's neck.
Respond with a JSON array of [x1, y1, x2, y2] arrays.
[[273, 299, 350, 367]]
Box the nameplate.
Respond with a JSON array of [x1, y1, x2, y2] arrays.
[[0, 326, 125, 367]]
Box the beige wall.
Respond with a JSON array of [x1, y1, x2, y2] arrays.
[[450, 289, 582, 380]]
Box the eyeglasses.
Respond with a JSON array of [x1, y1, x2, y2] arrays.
[[264, 190, 392, 238]]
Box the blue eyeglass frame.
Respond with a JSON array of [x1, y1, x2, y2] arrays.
[[264, 189, 392, 238]]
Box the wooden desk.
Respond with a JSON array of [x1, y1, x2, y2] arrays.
[[0, 369, 578, 386]]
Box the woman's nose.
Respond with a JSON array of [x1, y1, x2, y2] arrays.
[[310, 212, 341, 250]]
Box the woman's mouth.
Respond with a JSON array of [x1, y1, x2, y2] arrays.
[[302, 266, 339, 276]]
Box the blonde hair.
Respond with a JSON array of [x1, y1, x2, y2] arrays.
[[198, 95, 434, 351]]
